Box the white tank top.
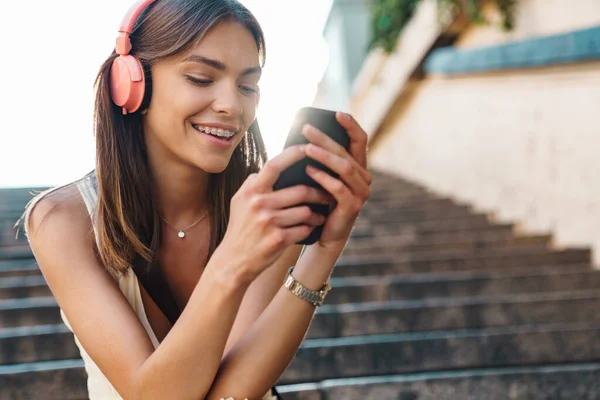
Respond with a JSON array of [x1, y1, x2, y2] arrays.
[[22, 173, 277, 400]]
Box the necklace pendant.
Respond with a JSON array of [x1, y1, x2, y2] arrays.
[[178, 231, 186, 239]]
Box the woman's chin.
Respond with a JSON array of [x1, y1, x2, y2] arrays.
[[194, 158, 231, 175]]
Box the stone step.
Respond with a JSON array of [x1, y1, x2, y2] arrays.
[[0, 298, 62, 328], [3, 211, 496, 241], [0, 324, 78, 365], [277, 362, 600, 399], [0, 359, 87, 399], [334, 248, 591, 277], [343, 233, 551, 256], [309, 289, 600, 338], [365, 196, 456, 208], [6, 284, 600, 337], [5, 321, 600, 382], [0, 276, 50, 300], [0, 195, 459, 223], [1, 263, 593, 306], [4, 357, 600, 399], [2, 215, 511, 247], [279, 321, 600, 384], [327, 264, 595, 303], [0, 260, 39, 278], [354, 211, 485, 227], [0, 203, 475, 231], [1, 263, 591, 305], [350, 222, 513, 239], [339, 243, 559, 264], [0, 240, 560, 268], [350, 220, 513, 239], [352, 216, 503, 238], [0, 248, 590, 282], [367, 192, 436, 203], [338, 245, 578, 266], [0, 245, 34, 261], [0, 231, 24, 247], [360, 204, 475, 221], [368, 185, 427, 194]]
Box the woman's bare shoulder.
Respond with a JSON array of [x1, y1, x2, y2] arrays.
[[25, 182, 91, 243], [23, 181, 157, 398]]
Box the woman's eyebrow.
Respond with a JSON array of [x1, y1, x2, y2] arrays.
[[186, 54, 262, 76]]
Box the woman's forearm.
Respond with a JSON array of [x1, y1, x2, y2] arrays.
[[205, 245, 340, 400], [133, 251, 251, 400]]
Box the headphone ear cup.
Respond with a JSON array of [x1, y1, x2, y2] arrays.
[[110, 55, 146, 114]]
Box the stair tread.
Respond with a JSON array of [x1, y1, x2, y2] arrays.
[[302, 321, 600, 347], [278, 361, 600, 391], [318, 288, 600, 313], [0, 324, 69, 339], [330, 263, 593, 285], [0, 358, 83, 375]]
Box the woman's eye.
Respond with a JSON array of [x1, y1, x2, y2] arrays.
[[240, 85, 259, 94], [186, 76, 212, 85]]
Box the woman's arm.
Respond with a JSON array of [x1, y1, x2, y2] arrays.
[[222, 244, 304, 358], [206, 245, 339, 400], [27, 190, 251, 400], [207, 112, 372, 399], [28, 145, 329, 400]]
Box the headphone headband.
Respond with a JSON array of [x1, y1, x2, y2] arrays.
[[115, 0, 157, 55]]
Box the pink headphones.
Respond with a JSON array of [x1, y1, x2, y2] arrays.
[[110, 0, 157, 115]]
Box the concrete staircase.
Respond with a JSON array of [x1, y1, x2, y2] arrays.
[[1, 171, 599, 399]]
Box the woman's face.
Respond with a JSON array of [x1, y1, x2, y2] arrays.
[[143, 20, 261, 174]]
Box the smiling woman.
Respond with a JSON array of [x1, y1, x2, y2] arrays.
[[15, 0, 372, 399]]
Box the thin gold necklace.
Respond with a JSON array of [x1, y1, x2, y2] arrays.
[[160, 212, 208, 239]]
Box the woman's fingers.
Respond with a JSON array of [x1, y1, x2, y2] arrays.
[[302, 124, 372, 185], [335, 112, 369, 171], [271, 206, 327, 227], [306, 165, 360, 216], [254, 144, 307, 191], [261, 185, 333, 210], [304, 143, 370, 201]]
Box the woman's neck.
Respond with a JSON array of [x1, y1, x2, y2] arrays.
[[149, 159, 211, 227]]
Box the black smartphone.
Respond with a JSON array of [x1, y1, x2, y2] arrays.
[[273, 106, 351, 245]]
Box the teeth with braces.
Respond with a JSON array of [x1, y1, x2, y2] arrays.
[[194, 125, 237, 138]]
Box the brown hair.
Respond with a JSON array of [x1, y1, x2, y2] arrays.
[[94, 0, 268, 278]]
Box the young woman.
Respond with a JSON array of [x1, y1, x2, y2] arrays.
[[18, 0, 371, 399]]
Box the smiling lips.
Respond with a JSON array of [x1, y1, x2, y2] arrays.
[[192, 124, 238, 140]]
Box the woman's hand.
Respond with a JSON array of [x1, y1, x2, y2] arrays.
[[302, 112, 372, 251], [218, 145, 334, 285]]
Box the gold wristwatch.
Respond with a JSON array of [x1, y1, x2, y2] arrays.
[[283, 266, 332, 307]]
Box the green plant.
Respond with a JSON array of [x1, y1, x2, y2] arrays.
[[369, 0, 518, 53]]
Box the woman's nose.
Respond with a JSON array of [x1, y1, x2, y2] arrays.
[[211, 83, 243, 116]]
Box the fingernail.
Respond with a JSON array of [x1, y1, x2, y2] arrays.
[[341, 112, 351, 120], [303, 124, 318, 136]]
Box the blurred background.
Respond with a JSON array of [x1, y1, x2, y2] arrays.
[[0, 0, 333, 188], [313, 0, 600, 266], [2, 0, 600, 399]]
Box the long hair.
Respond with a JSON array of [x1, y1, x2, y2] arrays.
[[94, 0, 268, 279]]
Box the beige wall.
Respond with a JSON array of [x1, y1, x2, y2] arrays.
[[357, 0, 600, 264], [368, 62, 600, 265]]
